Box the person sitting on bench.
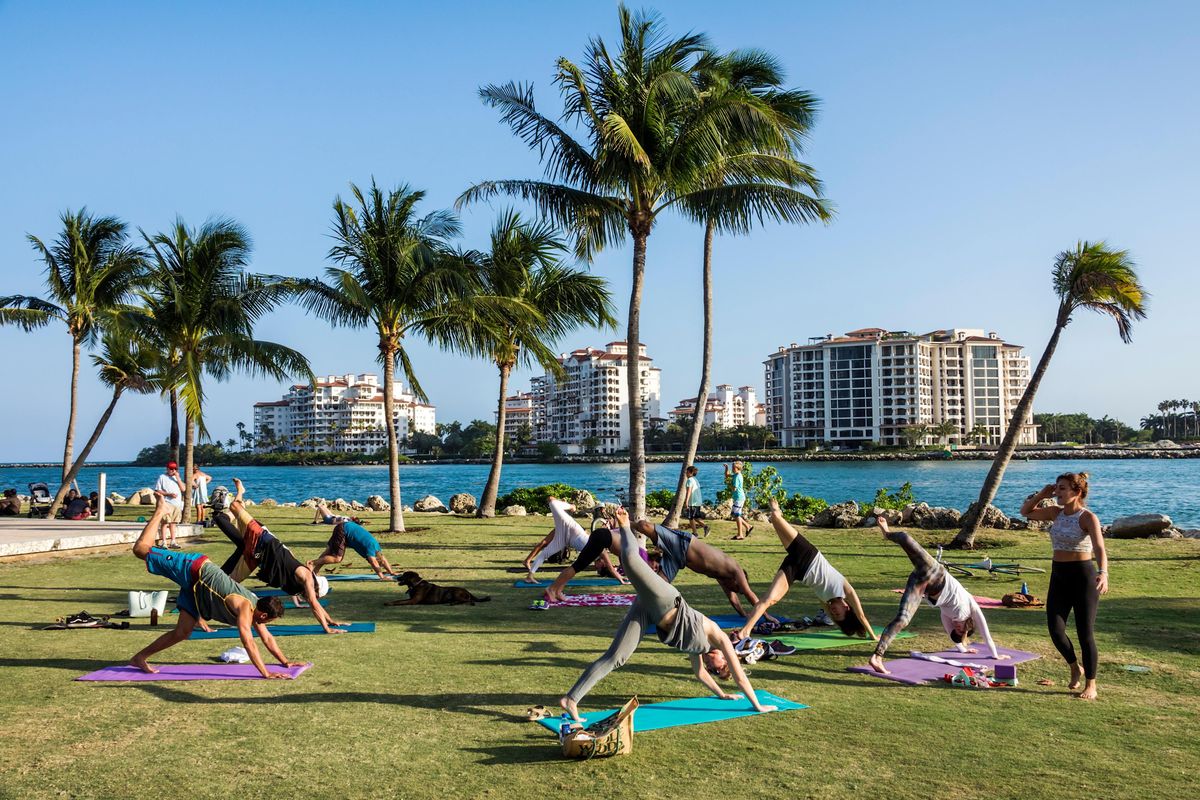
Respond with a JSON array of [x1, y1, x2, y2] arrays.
[[129, 498, 303, 678], [308, 518, 396, 580], [868, 517, 1005, 673], [213, 478, 348, 635], [560, 508, 776, 724], [735, 498, 875, 642], [0, 488, 20, 516]]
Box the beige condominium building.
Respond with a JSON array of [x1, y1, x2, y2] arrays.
[[763, 327, 1036, 448], [527, 341, 662, 454], [668, 384, 767, 429], [253, 373, 436, 454]]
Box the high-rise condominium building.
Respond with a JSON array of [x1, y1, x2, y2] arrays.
[[525, 341, 662, 454], [668, 384, 767, 428], [763, 328, 1036, 448], [253, 373, 436, 454]]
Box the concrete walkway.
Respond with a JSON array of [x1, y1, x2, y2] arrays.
[[0, 518, 201, 558]]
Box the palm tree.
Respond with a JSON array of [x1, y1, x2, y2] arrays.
[[664, 49, 832, 527], [136, 217, 312, 521], [933, 420, 959, 445], [953, 241, 1147, 547], [293, 181, 485, 532], [460, 7, 818, 516], [967, 422, 990, 445], [902, 423, 931, 448], [0, 209, 144, 483], [46, 333, 158, 515], [458, 211, 617, 518]]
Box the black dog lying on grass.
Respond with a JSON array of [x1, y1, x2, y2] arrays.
[[384, 571, 491, 606]]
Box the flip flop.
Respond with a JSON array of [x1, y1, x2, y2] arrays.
[[525, 705, 550, 720]]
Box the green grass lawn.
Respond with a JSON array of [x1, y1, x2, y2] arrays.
[[1, 507, 1197, 800]]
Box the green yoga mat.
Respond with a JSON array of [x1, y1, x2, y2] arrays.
[[514, 577, 622, 588], [771, 627, 912, 650], [536, 691, 805, 733]]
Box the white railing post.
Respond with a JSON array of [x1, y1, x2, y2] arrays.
[[98, 472, 107, 522]]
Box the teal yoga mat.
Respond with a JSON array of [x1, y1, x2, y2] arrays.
[[772, 626, 912, 651], [514, 577, 622, 588], [188, 622, 374, 639], [536, 691, 804, 733]]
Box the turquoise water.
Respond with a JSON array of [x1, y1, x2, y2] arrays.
[[3, 459, 1197, 527]]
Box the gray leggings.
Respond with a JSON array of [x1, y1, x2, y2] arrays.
[[874, 530, 946, 657], [566, 524, 682, 702]]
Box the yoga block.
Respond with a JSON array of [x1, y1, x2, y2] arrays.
[[995, 664, 1017, 680]]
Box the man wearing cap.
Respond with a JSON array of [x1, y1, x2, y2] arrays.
[[213, 479, 349, 634], [153, 461, 186, 548]]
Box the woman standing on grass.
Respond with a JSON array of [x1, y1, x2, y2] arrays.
[[1020, 472, 1108, 700]]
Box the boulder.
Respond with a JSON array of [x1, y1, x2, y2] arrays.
[[259, 498, 278, 508], [862, 507, 903, 526], [402, 505, 413, 513], [350, 500, 366, 511], [963, 502, 1010, 530], [243, 499, 255, 507], [414, 495, 448, 513], [503, 505, 527, 516], [646, 507, 666, 519], [572, 489, 597, 513], [1179, 529, 1200, 539], [129, 488, 156, 505], [281, 502, 297, 508], [901, 503, 918, 524], [366, 495, 390, 512], [449, 493, 477, 515], [299, 498, 319, 509], [108, 491, 127, 504], [909, 503, 961, 529], [713, 499, 734, 518], [1108, 513, 1173, 539], [811, 501, 862, 529], [331, 498, 351, 512]]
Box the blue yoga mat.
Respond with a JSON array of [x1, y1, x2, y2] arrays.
[[514, 578, 622, 588], [189, 622, 374, 639], [536, 691, 805, 733]]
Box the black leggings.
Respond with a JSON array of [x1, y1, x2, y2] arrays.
[[1046, 560, 1100, 679]]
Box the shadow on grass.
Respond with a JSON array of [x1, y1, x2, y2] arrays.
[[462, 742, 565, 765]]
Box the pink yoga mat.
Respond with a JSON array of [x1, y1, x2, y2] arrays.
[[848, 647, 1039, 686], [547, 593, 635, 607], [890, 588, 1005, 608], [76, 663, 312, 681]]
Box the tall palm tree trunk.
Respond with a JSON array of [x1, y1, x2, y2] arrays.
[[626, 230, 649, 519], [666, 220, 715, 527], [183, 414, 195, 523], [479, 362, 511, 518], [169, 389, 181, 463], [952, 314, 1067, 548], [382, 345, 406, 532], [61, 337, 81, 483], [48, 386, 125, 516]]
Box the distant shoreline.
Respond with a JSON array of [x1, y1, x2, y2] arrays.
[[5, 445, 1198, 469]]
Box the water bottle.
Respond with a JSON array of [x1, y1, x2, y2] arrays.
[[1021, 581, 1029, 595], [558, 713, 573, 743]]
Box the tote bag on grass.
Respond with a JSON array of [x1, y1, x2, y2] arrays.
[[128, 590, 169, 618]]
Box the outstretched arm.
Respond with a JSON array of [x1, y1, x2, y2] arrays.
[[238, 618, 285, 679], [1085, 511, 1109, 594], [843, 582, 876, 640], [133, 499, 170, 559], [707, 625, 774, 712], [256, 624, 302, 667], [692, 653, 736, 700], [1020, 485, 1061, 521]]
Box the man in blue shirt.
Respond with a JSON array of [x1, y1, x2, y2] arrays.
[[309, 519, 398, 580], [725, 461, 754, 540]]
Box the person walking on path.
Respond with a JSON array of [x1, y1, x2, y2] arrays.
[[1020, 472, 1108, 700], [725, 461, 753, 540], [560, 507, 776, 725], [153, 461, 186, 548], [682, 465, 710, 537]]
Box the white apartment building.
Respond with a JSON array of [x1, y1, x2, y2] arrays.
[[669, 384, 767, 428], [497, 391, 538, 430], [763, 328, 1037, 448], [527, 341, 662, 454], [253, 373, 436, 454]]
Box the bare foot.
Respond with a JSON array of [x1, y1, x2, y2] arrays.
[[1068, 662, 1084, 690], [129, 655, 158, 674], [560, 696, 583, 725], [868, 653, 890, 674], [1076, 680, 1098, 701], [876, 516, 891, 536]]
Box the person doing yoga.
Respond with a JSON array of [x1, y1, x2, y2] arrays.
[[735, 498, 875, 642], [1021, 472, 1108, 701], [129, 498, 303, 678], [213, 479, 347, 634], [521, 497, 616, 582], [867, 517, 1005, 673], [560, 508, 776, 724], [545, 516, 776, 622], [308, 518, 397, 580]]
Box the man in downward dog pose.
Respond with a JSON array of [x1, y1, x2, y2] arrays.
[[308, 517, 397, 580], [545, 516, 775, 622], [522, 496, 618, 583], [736, 499, 875, 642], [214, 478, 348, 635], [561, 508, 776, 724], [867, 517, 1006, 673], [129, 498, 303, 678]]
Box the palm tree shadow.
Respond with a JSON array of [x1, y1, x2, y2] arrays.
[[462, 742, 563, 765]]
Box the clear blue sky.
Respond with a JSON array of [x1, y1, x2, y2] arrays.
[[1, 1, 1195, 461]]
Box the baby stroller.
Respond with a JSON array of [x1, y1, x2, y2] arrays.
[[28, 482, 53, 518]]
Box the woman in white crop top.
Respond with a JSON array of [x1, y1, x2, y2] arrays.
[[1020, 472, 1108, 700]]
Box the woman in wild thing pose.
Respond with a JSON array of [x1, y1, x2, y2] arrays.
[[1020, 472, 1108, 700]]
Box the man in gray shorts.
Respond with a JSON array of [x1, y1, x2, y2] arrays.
[[559, 508, 776, 725]]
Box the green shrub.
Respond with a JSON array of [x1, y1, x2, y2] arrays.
[[496, 483, 581, 514], [783, 493, 828, 523], [645, 489, 676, 509], [858, 482, 917, 515], [716, 462, 786, 508]]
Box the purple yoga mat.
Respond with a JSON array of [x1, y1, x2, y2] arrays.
[[76, 663, 312, 681], [848, 647, 1040, 686]]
